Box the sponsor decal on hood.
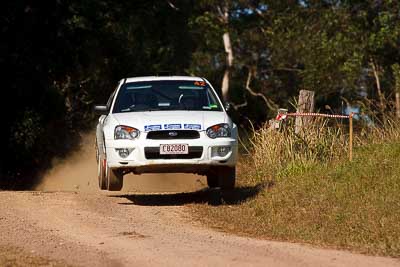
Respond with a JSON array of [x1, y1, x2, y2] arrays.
[[164, 124, 182, 130], [144, 123, 203, 131], [144, 125, 162, 131], [184, 124, 201, 130]]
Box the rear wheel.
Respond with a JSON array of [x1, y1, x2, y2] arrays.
[[106, 166, 124, 191], [97, 153, 107, 190], [206, 166, 236, 190], [96, 142, 107, 190]]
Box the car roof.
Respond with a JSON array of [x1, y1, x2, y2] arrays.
[[124, 76, 204, 83]]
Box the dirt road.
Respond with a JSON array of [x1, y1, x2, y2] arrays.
[[0, 134, 398, 266]]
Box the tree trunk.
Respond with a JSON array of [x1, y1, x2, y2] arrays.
[[370, 60, 385, 114], [392, 64, 400, 119], [221, 32, 233, 102], [218, 3, 233, 103], [295, 90, 315, 134]]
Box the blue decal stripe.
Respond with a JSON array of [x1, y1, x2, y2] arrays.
[[184, 124, 202, 130], [144, 125, 162, 131], [164, 124, 182, 130]]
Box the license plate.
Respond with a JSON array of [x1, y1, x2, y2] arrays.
[[160, 144, 189, 155]]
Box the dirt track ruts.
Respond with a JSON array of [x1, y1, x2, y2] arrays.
[[1, 190, 399, 267], [0, 133, 399, 266]]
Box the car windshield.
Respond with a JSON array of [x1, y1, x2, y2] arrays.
[[112, 80, 223, 113]]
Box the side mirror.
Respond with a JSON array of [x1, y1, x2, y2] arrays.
[[94, 105, 108, 114], [224, 102, 232, 112]]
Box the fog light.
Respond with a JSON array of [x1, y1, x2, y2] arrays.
[[211, 146, 231, 157], [115, 148, 134, 158]]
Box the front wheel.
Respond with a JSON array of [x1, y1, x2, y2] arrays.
[[206, 175, 219, 188], [106, 166, 124, 191], [206, 166, 236, 190]]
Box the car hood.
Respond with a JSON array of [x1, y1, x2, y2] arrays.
[[110, 111, 229, 132]]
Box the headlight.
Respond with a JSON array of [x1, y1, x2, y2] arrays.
[[206, 123, 231, 138], [114, 125, 140, 140]]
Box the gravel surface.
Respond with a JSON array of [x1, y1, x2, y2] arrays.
[[0, 190, 399, 267], [1, 133, 398, 266]]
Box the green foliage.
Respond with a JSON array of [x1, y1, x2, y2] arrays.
[[392, 64, 400, 93], [2, 0, 400, 187], [0, 0, 197, 187], [10, 110, 43, 158]]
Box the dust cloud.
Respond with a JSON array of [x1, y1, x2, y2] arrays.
[[35, 132, 206, 193]]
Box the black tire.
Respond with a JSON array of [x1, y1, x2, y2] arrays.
[[106, 166, 124, 191], [97, 153, 107, 190], [207, 166, 236, 190], [95, 140, 99, 162], [206, 175, 219, 188], [218, 166, 236, 190]]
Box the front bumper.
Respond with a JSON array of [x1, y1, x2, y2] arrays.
[[104, 133, 237, 174]]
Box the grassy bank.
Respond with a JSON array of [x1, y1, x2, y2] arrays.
[[190, 121, 400, 257]]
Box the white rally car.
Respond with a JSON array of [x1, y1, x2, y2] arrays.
[[95, 76, 238, 191]]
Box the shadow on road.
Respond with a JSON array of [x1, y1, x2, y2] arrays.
[[112, 182, 270, 206]]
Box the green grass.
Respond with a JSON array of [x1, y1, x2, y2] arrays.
[[190, 142, 400, 257]]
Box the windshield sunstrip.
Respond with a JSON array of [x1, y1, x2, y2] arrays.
[[113, 80, 222, 113]]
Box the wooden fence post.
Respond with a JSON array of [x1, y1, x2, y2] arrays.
[[295, 90, 315, 134], [396, 92, 400, 119], [349, 113, 353, 161]]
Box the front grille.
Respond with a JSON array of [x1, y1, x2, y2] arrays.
[[144, 146, 203, 159], [146, 130, 200, 140]]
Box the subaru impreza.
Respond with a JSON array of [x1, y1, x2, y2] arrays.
[[95, 76, 238, 191]]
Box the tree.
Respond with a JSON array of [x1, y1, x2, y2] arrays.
[[0, 0, 198, 188]]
